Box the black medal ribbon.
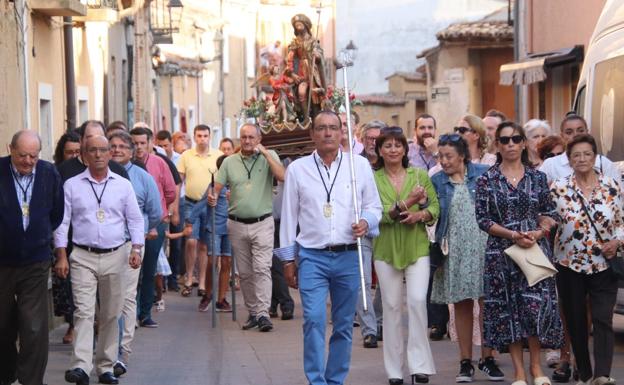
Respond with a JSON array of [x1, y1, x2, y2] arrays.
[[240, 153, 260, 180], [10, 166, 34, 201], [89, 179, 109, 208], [314, 152, 343, 204]]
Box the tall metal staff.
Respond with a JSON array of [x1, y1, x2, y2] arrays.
[[209, 169, 218, 328], [335, 42, 367, 311]]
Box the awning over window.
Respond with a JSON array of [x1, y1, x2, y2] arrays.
[[499, 45, 583, 86]]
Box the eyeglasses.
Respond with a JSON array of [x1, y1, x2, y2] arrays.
[[86, 147, 110, 154], [454, 126, 474, 134], [381, 126, 403, 135], [364, 135, 378, 142], [438, 133, 462, 145], [544, 151, 564, 159], [312, 124, 341, 132], [110, 144, 131, 150], [498, 135, 524, 145]]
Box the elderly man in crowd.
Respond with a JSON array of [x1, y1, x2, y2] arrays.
[[0, 130, 64, 385]]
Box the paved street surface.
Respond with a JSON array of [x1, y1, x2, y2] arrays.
[[45, 289, 624, 385]]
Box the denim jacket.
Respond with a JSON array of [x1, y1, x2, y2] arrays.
[[430, 162, 490, 243]]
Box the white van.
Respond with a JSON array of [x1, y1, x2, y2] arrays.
[[574, 0, 624, 311]]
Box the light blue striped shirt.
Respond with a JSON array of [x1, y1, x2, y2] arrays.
[[11, 163, 35, 230]]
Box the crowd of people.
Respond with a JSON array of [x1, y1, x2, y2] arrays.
[[0, 107, 622, 385]]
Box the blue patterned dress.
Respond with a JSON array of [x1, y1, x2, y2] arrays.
[[475, 165, 564, 351]]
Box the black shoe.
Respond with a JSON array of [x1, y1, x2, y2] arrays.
[[269, 308, 278, 318], [389, 379, 404, 385], [98, 372, 118, 384], [65, 368, 90, 385], [281, 309, 294, 320], [456, 359, 475, 383], [478, 356, 504, 381], [551, 362, 571, 383], [377, 324, 383, 341], [363, 334, 378, 348], [113, 361, 127, 377], [428, 326, 446, 341], [242, 315, 258, 330], [257, 316, 274, 332], [412, 373, 429, 384], [0, 378, 16, 385]]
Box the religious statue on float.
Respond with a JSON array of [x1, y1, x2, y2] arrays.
[[287, 13, 327, 121]]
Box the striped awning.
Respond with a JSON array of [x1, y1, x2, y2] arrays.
[[499, 46, 583, 86]]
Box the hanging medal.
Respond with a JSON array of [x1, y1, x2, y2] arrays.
[[240, 153, 260, 191], [11, 166, 34, 218], [89, 179, 109, 224], [314, 152, 343, 219]]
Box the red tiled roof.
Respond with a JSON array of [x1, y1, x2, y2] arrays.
[[436, 20, 513, 43], [358, 93, 407, 106]]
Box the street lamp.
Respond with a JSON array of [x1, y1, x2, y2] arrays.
[[335, 40, 358, 69], [149, 0, 184, 44]]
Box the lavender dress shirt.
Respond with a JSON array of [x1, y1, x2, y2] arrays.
[[54, 168, 144, 249]]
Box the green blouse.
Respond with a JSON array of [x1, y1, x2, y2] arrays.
[[373, 167, 439, 270]]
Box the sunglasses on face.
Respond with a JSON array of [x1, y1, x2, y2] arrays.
[[544, 151, 564, 159], [454, 126, 474, 134], [438, 133, 462, 145], [498, 135, 523, 145]]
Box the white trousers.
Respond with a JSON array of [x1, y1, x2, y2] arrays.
[[120, 245, 142, 358], [375, 257, 436, 379], [70, 244, 127, 375]]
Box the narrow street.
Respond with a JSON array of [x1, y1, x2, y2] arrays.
[[45, 289, 624, 385]]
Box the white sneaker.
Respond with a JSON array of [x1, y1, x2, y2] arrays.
[[591, 376, 616, 385], [155, 299, 165, 312]]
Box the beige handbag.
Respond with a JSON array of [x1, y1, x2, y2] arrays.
[[504, 243, 557, 286]]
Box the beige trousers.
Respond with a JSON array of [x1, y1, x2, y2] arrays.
[[227, 216, 274, 318], [120, 245, 143, 359], [70, 244, 127, 375]]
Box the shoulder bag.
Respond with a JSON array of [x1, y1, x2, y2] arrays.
[[576, 190, 624, 281]]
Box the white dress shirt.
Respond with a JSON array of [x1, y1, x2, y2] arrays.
[[278, 150, 382, 261], [54, 168, 145, 249], [539, 153, 622, 186]]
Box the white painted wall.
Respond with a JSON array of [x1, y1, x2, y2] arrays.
[[335, 0, 508, 94]]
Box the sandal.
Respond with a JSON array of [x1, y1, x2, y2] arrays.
[[181, 285, 192, 297], [198, 289, 206, 297], [552, 362, 571, 383], [511, 381, 528, 385], [533, 376, 551, 385]]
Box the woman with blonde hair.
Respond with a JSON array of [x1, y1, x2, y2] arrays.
[[455, 114, 497, 166]]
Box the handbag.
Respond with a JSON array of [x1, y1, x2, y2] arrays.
[[576, 190, 624, 281], [429, 237, 448, 269], [504, 243, 557, 286]]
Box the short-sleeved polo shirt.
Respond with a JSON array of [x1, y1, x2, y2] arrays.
[[216, 150, 279, 218], [176, 147, 223, 201]]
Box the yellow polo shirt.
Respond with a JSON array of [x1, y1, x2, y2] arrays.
[[176, 147, 223, 201]]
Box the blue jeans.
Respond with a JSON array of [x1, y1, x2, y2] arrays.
[[355, 238, 376, 337], [138, 221, 166, 321], [298, 247, 360, 385]]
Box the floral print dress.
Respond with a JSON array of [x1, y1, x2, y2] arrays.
[[475, 165, 564, 351]]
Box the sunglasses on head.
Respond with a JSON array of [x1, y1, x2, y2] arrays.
[[498, 135, 523, 145], [544, 151, 564, 159], [438, 133, 462, 145], [454, 126, 474, 134], [381, 126, 403, 135]]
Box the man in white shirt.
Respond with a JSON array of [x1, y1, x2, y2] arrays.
[[278, 110, 382, 385], [539, 114, 621, 185]]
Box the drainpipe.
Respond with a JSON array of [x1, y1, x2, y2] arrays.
[[63, 16, 76, 132], [17, 0, 30, 129], [125, 18, 135, 128], [513, 0, 520, 122]]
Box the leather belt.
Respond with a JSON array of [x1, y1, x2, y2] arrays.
[[185, 196, 200, 204], [319, 243, 358, 252], [228, 213, 271, 224], [74, 243, 123, 254]]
